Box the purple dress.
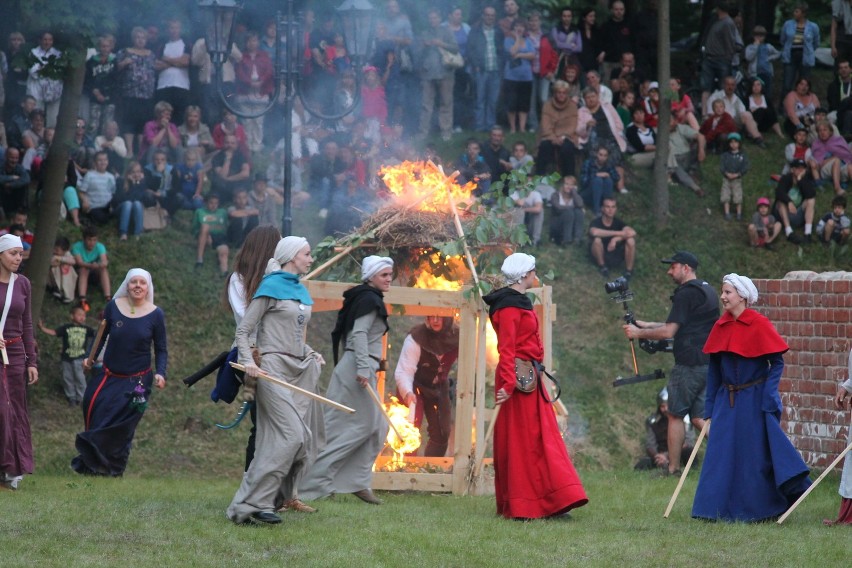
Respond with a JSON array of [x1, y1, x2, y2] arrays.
[[0, 276, 37, 478], [72, 300, 167, 476]]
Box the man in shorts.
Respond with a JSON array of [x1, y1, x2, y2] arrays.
[[623, 251, 719, 476]]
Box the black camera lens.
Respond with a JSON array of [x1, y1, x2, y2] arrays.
[[604, 276, 629, 294]]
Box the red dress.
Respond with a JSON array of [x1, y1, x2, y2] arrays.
[[486, 289, 588, 519]]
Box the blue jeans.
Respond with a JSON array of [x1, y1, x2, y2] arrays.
[[474, 69, 501, 131], [581, 176, 615, 216], [700, 57, 731, 94], [118, 200, 144, 236]]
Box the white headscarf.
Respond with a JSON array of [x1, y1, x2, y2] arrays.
[[0, 234, 22, 254], [362, 255, 394, 282], [266, 236, 309, 274], [723, 273, 758, 305], [114, 268, 155, 304], [501, 253, 536, 285]]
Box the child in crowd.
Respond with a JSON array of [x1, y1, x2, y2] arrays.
[[550, 175, 585, 246], [455, 138, 492, 198], [227, 188, 260, 248], [192, 192, 229, 277], [173, 147, 205, 210], [49, 236, 77, 304], [748, 197, 782, 250], [114, 160, 147, 240], [782, 125, 818, 176], [817, 194, 851, 245], [248, 173, 284, 227], [71, 225, 111, 311], [509, 141, 534, 172], [510, 185, 545, 247], [719, 132, 749, 220], [38, 306, 95, 406], [78, 151, 116, 224], [699, 99, 737, 154], [744, 26, 780, 105], [8, 224, 31, 261], [0, 209, 35, 245]]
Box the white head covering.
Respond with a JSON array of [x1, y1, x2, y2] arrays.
[[266, 236, 309, 274], [723, 273, 758, 305], [501, 253, 536, 285], [114, 268, 155, 304], [362, 255, 394, 282], [0, 234, 23, 254]]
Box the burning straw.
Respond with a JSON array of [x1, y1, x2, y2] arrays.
[[363, 207, 469, 249]]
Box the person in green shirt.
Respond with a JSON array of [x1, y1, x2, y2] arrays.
[[193, 192, 230, 276], [71, 225, 111, 312]]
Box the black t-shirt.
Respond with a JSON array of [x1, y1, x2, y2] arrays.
[[55, 323, 96, 362], [589, 215, 626, 247], [666, 279, 719, 367]]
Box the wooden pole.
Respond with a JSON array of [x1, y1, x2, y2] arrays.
[[84, 320, 107, 369], [467, 403, 501, 493], [777, 412, 852, 524], [365, 382, 406, 443], [437, 163, 481, 288], [229, 362, 355, 413], [664, 419, 710, 518]]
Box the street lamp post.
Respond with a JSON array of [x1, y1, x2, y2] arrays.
[[199, 0, 374, 237]]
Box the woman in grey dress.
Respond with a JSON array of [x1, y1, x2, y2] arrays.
[[226, 236, 324, 525], [299, 256, 393, 505]]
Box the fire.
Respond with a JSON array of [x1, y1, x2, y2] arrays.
[[379, 160, 476, 212], [386, 396, 421, 469]]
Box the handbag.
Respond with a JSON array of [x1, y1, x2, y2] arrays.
[[143, 204, 169, 231], [514, 358, 538, 393], [398, 46, 414, 73], [439, 47, 464, 70]]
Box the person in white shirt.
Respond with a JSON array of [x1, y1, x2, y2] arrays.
[[154, 19, 191, 123], [705, 75, 765, 147]]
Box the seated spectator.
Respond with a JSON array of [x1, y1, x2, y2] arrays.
[[616, 89, 636, 130], [828, 59, 852, 140], [748, 197, 783, 250], [706, 75, 765, 147], [309, 139, 344, 217], [178, 105, 215, 164], [669, 77, 700, 130], [588, 196, 635, 279], [560, 63, 582, 105], [782, 125, 818, 176], [78, 151, 116, 224], [584, 69, 613, 106], [212, 108, 250, 160], [576, 87, 627, 193], [633, 388, 695, 472], [192, 192, 229, 276], [93, 119, 128, 175], [266, 148, 310, 210], [48, 236, 77, 304], [609, 52, 640, 96], [625, 106, 656, 169], [248, 173, 283, 227], [71, 225, 111, 310], [509, 185, 544, 246], [668, 121, 706, 196], [699, 99, 737, 154], [172, 148, 205, 211], [811, 120, 852, 196], [774, 159, 816, 244], [226, 188, 260, 248], [144, 149, 177, 212], [782, 77, 820, 138], [324, 174, 371, 237], [746, 77, 783, 138], [580, 146, 619, 216], [455, 138, 492, 198], [549, 175, 585, 246], [534, 80, 578, 177], [807, 107, 840, 145], [69, 117, 96, 179], [509, 141, 534, 172], [817, 194, 851, 245], [209, 134, 250, 203], [480, 126, 512, 188], [21, 109, 51, 173], [0, 148, 30, 218], [139, 100, 181, 164], [640, 81, 659, 129], [114, 160, 147, 240], [6, 95, 36, 151], [0, 209, 35, 245], [7, 224, 31, 260]]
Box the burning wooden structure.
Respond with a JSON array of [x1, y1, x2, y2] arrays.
[[304, 161, 563, 495]]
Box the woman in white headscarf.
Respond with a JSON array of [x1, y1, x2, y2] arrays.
[[482, 253, 588, 519], [299, 255, 393, 506], [0, 235, 38, 491], [693, 273, 811, 522], [227, 236, 325, 525], [72, 268, 167, 477]]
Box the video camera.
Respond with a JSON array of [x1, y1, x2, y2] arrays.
[[603, 277, 672, 355]]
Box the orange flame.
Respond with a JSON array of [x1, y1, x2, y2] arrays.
[[386, 396, 421, 468], [379, 160, 476, 212]]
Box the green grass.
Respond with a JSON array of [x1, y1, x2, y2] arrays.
[[1, 471, 845, 567]]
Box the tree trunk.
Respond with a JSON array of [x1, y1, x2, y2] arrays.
[[25, 43, 87, 323], [653, 0, 671, 224]]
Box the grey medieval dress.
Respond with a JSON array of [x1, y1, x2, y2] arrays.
[[226, 297, 323, 522], [299, 311, 389, 500]]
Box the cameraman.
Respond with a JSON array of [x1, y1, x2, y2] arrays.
[[622, 251, 719, 476]]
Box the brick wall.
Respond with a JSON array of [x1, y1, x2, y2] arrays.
[[753, 271, 851, 467]]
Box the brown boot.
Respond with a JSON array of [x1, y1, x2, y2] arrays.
[[278, 498, 317, 513], [352, 489, 382, 505]]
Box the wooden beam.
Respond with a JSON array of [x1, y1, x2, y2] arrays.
[[452, 301, 477, 494], [372, 472, 453, 492]]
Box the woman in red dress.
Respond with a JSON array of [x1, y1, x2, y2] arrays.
[[482, 253, 588, 519]]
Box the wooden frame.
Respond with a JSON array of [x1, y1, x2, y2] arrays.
[[304, 280, 560, 496]]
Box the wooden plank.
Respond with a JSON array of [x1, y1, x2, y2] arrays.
[[472, 311, 488, 481], [372, 472, 453, 492], [374, 456, 454, 468], [452, 301, 477, 494], [304, 281, 471, 309]]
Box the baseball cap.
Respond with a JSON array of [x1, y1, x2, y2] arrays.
[[756, 197, 771, 207], [727, 132, 742, 141], [661, 250, 699, 269], [648, 81, 659, 90], [790, 158, 807, 168]]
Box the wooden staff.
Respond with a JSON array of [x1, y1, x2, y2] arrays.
[[365, 382, 405, 443], [664, 419, 710, 518], [470, 404, 501, 482], [436, 163, 481, 288], [303, 186, 440, 281], [229, 362, 355, 413], [777, 412, 852, 525], [84, 320, 107, 369]]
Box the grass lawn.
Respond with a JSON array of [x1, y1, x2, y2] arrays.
[[0, 470, 846, 568]]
